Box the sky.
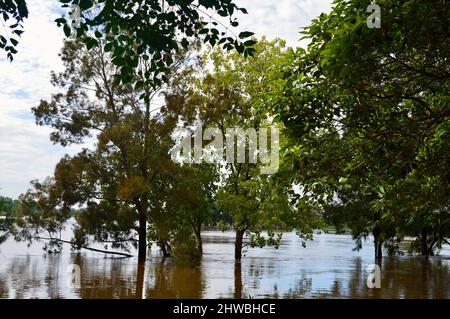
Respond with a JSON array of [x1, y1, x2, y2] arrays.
[[0, 0, 333, 199]]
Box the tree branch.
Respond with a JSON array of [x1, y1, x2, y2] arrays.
[[36, 236, 134, 258]]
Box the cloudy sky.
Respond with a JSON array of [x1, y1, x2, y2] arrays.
[[0, 0, 333, 199]]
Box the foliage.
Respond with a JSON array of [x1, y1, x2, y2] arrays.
[[0, 0, 27, 60], [4, 0, 448, 263], [0, 195, 20, 217], [167, 163, 219, 253], [1, 0, 256, 91], [58, 0, 256, 86], [0, 195, 20, 244], [26, 38, 194, 260], [168, 38, 323, 259], [276, 0, 450, 257], [19, 37, 225, 262]]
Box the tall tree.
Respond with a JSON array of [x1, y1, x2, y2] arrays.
[[169, 38, 322, 260], [167, 162, 219, 255], [276, 0, 450, 258], [28, 39, 194, 262]]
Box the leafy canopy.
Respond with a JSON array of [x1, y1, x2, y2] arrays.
[[276, 0, 450, 255], [1, 0, 256, 92], [0, 0, 27, 60]]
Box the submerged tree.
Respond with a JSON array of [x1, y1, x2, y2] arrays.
[[26, 39, 198, 262], [167, 162, 219, 256], [1, 0, 256, 90], [276, 0, 450, 258], [168, 38, 323, 260]]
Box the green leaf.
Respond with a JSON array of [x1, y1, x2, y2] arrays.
[[63, 25, 72, 37], [104, 42, 114, 52], [55, 18, 67, 25], [243, 40, 257, 47], [79, 0, 94, 10], [239, 31, 254, 39]]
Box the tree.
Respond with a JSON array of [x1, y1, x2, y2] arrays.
[[0, 196, 20, 217], [323, 192, 397, 260], [0, 195, 20, 244], [144, 162, 219, 260], [28, 39, 196, 262], [169, 38, 322, 260], [401, 202, 450, 256], [275, 0, 450, 258], [0, 218, 13, 245], [167, 162, 219, 255]]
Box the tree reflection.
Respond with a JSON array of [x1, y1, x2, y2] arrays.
[[0, 254, 66, 298], [0, 234, 449, 299], [234, 261, 242, 299], [146, 259, 204, 299], [74, 255, 141, 299], [135, 262, 145, 299]]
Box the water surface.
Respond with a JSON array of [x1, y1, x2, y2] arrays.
[[0, 231, 449, 299]]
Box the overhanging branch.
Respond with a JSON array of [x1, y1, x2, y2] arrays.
[[37, 236, 134, 258]]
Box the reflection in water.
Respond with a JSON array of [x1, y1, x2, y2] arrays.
[[146, 259, 204, 299], [234, 262, 242, 299], [136, 263, 145, 299], [0, 254, 66, 299], [75, 256, 141, 299], [0, 232, 449, 299]]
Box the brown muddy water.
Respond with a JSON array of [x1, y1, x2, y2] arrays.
[[0, 230, 449, 299]]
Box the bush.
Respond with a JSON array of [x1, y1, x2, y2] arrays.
[[171, 233, 202, 265]]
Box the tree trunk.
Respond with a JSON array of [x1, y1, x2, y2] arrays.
[[235, 229, 244, 260], [373, 229, 382, 261], [377, 241, 382, 260], [138, 208, 147, 264], [427, 233, 438, 257], [159, 239, 171, 258], [194, 224, 203, 254], [420, 227, 429, 256]]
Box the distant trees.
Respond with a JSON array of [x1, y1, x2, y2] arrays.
[[0, 217, 13, 245], [0, 195, 19, 244], [0, 196, 20, 217], [0, 196, 24, 243]]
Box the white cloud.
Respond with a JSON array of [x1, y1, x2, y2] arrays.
[[0, 0, 333, 198], [0, 0, 75, 198], [235, 0, 333, 46]]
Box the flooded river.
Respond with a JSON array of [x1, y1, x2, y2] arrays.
[[0, 231, 449, 299]]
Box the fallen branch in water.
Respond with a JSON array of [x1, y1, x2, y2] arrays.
[[36, 237, 134, 258]]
